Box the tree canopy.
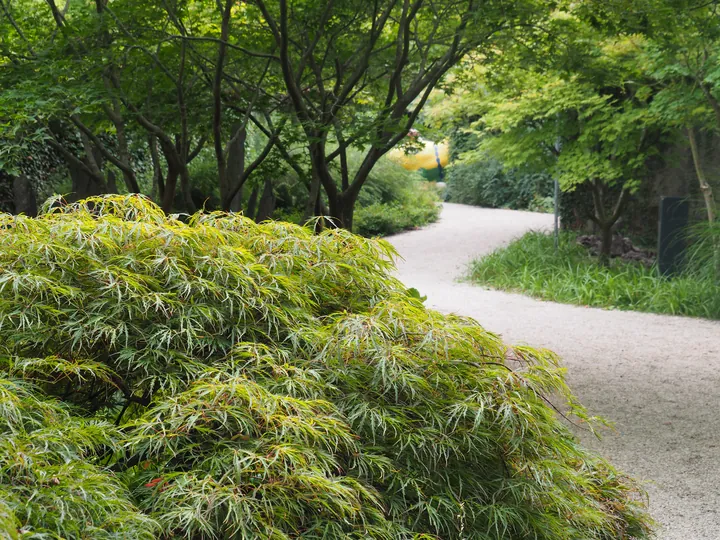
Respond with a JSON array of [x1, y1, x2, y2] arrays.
[[0, 0, 551, 229]]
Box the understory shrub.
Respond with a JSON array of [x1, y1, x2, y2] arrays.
[[354, 191, 440, 236], [0, 195, 652, 539], [471, 231, 720, 319], [445, 157, 553, 212], [266, 153, 440, 237], [348, 154, 440, 236]]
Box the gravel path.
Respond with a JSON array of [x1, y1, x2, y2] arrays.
[[388, 202, 720, 540]]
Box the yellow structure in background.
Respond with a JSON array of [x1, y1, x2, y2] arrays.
[[388, 138, 449, 180]]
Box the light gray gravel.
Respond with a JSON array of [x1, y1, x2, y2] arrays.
[[388, 202, 720, 540]]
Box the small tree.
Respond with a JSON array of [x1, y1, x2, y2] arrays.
[[454, 15, 663, 263]]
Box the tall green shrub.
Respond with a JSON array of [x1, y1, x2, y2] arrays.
[[0, 195, 652, 539], [446, 157, 553, 212]]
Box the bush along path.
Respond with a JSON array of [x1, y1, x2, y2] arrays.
[[389, 202, 720, 540], [0, 195, 652, 539]]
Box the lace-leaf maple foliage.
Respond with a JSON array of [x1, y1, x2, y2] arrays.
[[0, 195, 652, 539]]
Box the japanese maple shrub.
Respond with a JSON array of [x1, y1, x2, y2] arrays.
[[0, 195, 652, 539]]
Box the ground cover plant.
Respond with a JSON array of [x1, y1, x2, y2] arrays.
[[0, 195, 653, 539], [471, 231, 720, 320]]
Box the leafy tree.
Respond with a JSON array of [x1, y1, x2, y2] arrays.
[[0, 0, 284, 213], [0, 194, 653, 538], [238, 0, 545, 230], [445, 12, 665, 263]]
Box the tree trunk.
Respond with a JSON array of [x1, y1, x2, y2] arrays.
[[226, 125, 246, 212], [303, 173, 322, 222], [688, 126, 720, 278], [162, 167, 179, 213], [327, 192, 356, 232], [687, 126, 716, 223], [589, 179, 629, 267], [149, 135, 164, 202], [106, 169, 118, 193], [67, 160, 106, 201], [13, 175, 37, 216], [180, 167, 196, 214], [255, 178, 275, 222], [598, 222, 613, 267], [246, 185, 259, 219]]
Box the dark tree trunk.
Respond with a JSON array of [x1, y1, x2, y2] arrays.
[[67, 160, 106, 201], [327, 192, 357, 231], [255, 178, 275, 222], [598, 223, 613, 266], [303, 173, 322, 222], [589, 179, 630, 267], [106, 169, 118, 193], [246, 185, 259, 219], [180, 167, 196, 214], [149, 135, 164, 202], [13, 175, 37, 216], [162, 167, 179, 213], [226, 125, 246, 212]]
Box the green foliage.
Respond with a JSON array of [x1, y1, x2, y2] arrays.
[[0, 195, 653, 539], [446, 156, 553, 212], [471, 231, 720, 319], [269, 153, 441, 237], [354, 198, 440, 237], [686, 219, 720, 282], [353, 154, 441, 236], [0, 376, 158, 538]]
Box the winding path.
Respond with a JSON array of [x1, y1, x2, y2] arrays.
[[388, 203, 720, 540]]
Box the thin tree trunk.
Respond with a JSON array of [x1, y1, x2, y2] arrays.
[[303, 173, 322, 222], [106, 169, 118, 193], [688, 125, 720, 278], [246, 185, 259, 219], [180, 167, 196, 214], [149, 135, 164, 202], [255, 178, 275, 222], [226, 125, 246, 212], [598, 223, 613, 266], [162, 167, 179, 213], [687, 126, 716, 223], [589, 178, 629, 266]]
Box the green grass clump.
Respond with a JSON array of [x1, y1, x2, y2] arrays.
[[471, 231, 720, 319], [0, 195, 652, 539]]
